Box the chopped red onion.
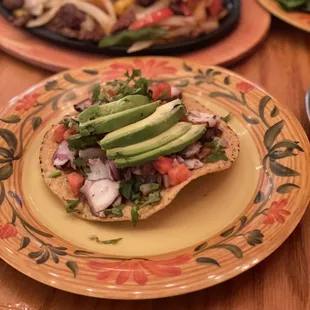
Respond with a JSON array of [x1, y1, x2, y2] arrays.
[[80, 179, 120, 217], [187, 110, 218, 127], [105, 160, 120, 181], [183, 159, 203, 170], [176, 155, 185, 163], [87, 158, 110, 181], [197, 147, 212, 160], [78, 148, 106, 161], [172, 158, 179, 167], [163, 174, 171, 188], [181, 142, 202, 158], [53, 140, 76, 168], [214, 137, 229, 148], [112, 195, 122, 207]]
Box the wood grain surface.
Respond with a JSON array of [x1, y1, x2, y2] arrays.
[[0, 18, 309, 310]]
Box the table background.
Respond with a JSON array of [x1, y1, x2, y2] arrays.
[[0, 19, 309, 310]]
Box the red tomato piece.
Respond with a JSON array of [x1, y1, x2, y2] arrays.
[[129, 8, 174, 30], [151, 82, 172, 100], [63, 126, 77, 140], [168, 164, 192, 186], [53, 124, 68, 143], [209, 0, 223, 16], [67, 172, 85, 197], [153, 156, 174, 174]]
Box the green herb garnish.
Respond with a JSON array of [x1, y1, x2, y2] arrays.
[[131, 206, 140, 228], [104, 204, 125, 217], [89, 235, 123, 245], [220, 112, 231, 123], [48, 170, 62, 178], [65, 200, 80, 213], [204, 151, 228, 163], [204, 140, 228, 163], [92, 84, 101, 100]]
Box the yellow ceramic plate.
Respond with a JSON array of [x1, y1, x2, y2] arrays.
[[258, 0, 310, 32], [0, 58, 309, 299]]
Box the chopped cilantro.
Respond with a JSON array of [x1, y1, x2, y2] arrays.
[[220, 113, 232, 123], [65, 200, 80, 213], [89, 235, 122, 245]]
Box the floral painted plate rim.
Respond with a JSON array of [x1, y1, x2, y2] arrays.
[[258, 0, 310, 32], [0, 57, 309, 299]]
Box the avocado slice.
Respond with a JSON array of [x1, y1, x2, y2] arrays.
[[79, 101, 160, 136], [106, 122, 192, 159], [100, 99, 185, 149], [78, 95, 150, 123], [114, 124, 206, 168]]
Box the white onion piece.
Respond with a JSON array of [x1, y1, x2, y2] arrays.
[[26, 4, 62, 28], [80, 179, 119, 216], [80, 15, 96, 32], [98, 0, 116, 23], [127, 41, 154, 53]]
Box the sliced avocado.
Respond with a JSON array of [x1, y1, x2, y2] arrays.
[[67, 134, 100, 150], [100, 99, 185, 149], [114, 124, 206, 168], [79, 101, 160, 136], [78, 95, 150, 123], [106, 122, 192, 159]]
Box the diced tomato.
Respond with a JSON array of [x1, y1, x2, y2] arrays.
[[53, 124, 68, 143], [67, 172, 85, 197], [153, 156, 174, 174], [168, 164, 192, 186], [208, 0, 223, 16], [63, 126, 77, 140], [129, 8, 174, 30], [151, 82, 172, 101]]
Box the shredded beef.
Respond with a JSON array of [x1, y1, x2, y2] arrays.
[[137, 0, 156, 7], [2, 0, 24, 10], [47, 4, 86, 31], [112, 7, 135, 33]]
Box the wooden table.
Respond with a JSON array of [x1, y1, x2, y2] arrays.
[[0, 18, 309, 310]]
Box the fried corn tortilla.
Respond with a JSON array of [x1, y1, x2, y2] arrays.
[[40, 99, 240, 222]]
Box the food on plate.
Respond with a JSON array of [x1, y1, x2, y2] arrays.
[[276, 0, 310, 13], [1, 0, 233, 52], [40, 69, 240, 226]]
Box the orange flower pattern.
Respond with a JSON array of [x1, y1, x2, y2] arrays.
[[88, 254, 192, 285], [102, 59, 177, 81], [263, 199, 290, 225], [236, 82, 254, 93], [0, 223, 18, 239], [15, 93, 40, 111]]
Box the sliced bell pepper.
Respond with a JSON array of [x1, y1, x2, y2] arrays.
[[129, 8, 174, 30]]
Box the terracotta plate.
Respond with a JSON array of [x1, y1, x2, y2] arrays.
[[0, 57, 308, 300], [258, 0, 310, 32], [0, 0, 240, 55], [0, 0, 270, 72]]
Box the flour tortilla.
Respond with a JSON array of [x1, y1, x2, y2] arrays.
[[40, 98, 240, 222]]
